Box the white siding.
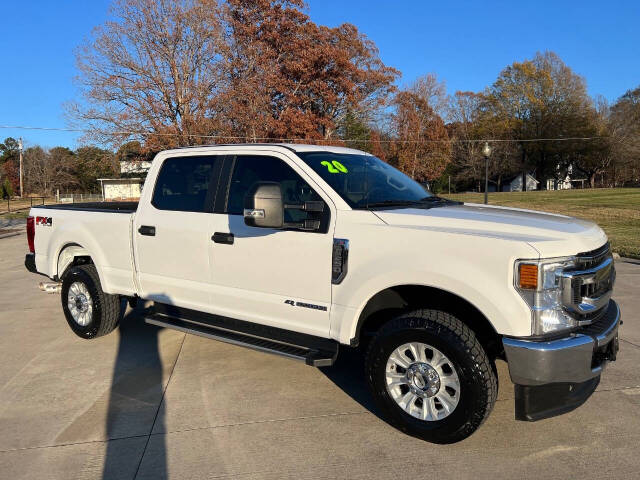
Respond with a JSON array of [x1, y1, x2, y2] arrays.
[[101, 180, 143, 200]]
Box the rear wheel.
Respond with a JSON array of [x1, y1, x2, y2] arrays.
[[61, 264, 121, 339], [365, 309, 497, 444]]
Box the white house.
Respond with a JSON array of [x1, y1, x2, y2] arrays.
[[120, 159, 152, 175], [546, 175, 573, 190], [98, 178, 145, 201], [94, 158, 151, 201], [546, 163, 573, 190]]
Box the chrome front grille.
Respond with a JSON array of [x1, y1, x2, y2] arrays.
[[575, 243, 611, 269], [561, 243, 615, 323]]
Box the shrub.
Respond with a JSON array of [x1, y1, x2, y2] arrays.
[[2, 179, 13, 198]]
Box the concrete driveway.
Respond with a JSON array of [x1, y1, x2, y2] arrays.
[[1, 232, 639, 479]]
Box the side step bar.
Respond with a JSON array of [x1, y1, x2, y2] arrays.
[[144, 307, 338, 367]]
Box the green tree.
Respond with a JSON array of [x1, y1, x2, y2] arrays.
[[116, 141, 151, 163], [340, 111, 372, 151], [74, 146, 118, 192], [2, 178, 13, 198], [0, 137, 19, 163], [48, 147, 77, 194], [1, 137, 20, 194]]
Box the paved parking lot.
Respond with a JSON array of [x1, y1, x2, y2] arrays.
[[1, 231, 639, 479]]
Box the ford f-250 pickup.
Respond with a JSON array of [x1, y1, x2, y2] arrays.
[[24, 144, 620, 443]]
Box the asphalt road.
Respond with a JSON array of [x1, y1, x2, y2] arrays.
[[1, 232, 639, 479]]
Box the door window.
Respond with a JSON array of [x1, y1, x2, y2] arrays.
[[152, 156, 221, 212], [225, 155, 329, 230]]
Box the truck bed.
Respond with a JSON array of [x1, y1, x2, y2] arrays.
[[29, 202, 138, 295], [37, 201, 138, 213]]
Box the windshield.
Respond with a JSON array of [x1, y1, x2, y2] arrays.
[[297, 152, 433, 209]]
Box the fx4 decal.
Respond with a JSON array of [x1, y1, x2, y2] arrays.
[[36, 216, 52, 226], [284, 299, 328, 311]]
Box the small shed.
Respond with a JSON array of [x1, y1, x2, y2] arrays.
[[98, 178, 144, 202], [488, 173, 539, 192]]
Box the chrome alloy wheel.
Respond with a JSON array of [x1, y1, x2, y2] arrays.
[[67, 282, 93, 327], [385, 342, 461, 421]]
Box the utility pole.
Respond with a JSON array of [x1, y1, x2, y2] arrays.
[[18, 138, 24, 198]]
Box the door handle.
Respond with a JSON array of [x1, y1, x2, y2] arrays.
[[138, 225, 156, 236], [212, 232, 234, 244]]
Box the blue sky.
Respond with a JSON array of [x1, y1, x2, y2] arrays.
[[1, 0, 638, 149]]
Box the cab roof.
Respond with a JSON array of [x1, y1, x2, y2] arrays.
[[161, 143, 371, 156]]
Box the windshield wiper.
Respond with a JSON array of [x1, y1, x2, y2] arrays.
[[417, 196, 462, 205], [364, 200, 423, 208], [363, 196, 462, 210]]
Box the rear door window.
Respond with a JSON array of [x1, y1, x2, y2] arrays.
[[152, 156, 222, 212]]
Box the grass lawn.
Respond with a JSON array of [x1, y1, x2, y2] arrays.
[[0, 211, 29, 220], [0, 197, 56, 216], [442, 188, 640, 259]]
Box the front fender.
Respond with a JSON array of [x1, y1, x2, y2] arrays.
[[332, 270, 530, 345], [330, 236, 538, 344]]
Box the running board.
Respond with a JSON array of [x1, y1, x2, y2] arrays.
[[144, 308, 338, 367]]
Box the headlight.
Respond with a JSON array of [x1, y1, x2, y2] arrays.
[[515, 257, 577, 335]]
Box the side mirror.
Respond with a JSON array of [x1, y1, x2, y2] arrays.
[[243, 182, 284, 229]]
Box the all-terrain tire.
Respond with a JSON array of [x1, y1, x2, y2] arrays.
[[61, 264, 121, 339], [365, 309, 497, 444]]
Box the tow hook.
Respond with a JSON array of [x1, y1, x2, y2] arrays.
[[39, 282, 62, 294]]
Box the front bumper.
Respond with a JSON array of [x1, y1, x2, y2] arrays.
[[503, 299, 620, 421]]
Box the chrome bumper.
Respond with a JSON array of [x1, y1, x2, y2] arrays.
[[503, 300, 620, 386]]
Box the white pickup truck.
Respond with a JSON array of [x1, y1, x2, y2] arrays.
[[24, 144, 620, 443]]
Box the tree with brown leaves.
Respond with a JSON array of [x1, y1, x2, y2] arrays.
[[390, 76, 451, 182], [71, 0, 398, 150]]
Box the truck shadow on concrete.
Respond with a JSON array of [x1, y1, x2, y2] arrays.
[[319, 346, 382, 418], [101, 302, 166, 480]]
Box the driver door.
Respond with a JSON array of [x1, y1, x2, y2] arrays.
[[207, 153, 335, 338]]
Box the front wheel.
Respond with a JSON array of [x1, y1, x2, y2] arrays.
[[61, 264, 121, 339], [365, 309, 497, 444]]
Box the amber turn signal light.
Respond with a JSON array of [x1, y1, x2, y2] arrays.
[[518, 264, 538, 289]]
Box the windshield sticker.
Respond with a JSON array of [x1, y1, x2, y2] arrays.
[[321, 160, 349, 174]]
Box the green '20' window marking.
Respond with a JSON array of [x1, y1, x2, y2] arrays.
[[320, 160, 348, 174]]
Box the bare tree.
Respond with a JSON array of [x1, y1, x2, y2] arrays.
[[70, 0, 398, 149], [70, 0, 225, 150], [23, 147, 77, 195], [410, 74, 448, 119], [609, 86, 640, 185]]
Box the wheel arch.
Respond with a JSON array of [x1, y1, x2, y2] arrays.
[[56, 243, 100, 282], [351, 284, 503, 359]]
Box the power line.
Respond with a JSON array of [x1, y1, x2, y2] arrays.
[[0, 124, 610, 144]]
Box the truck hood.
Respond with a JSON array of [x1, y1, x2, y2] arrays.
[[374, 202, 608, 257]]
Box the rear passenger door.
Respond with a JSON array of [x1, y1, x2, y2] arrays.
[[134, 155, 224, 312], [208, 153, 334, 338]]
